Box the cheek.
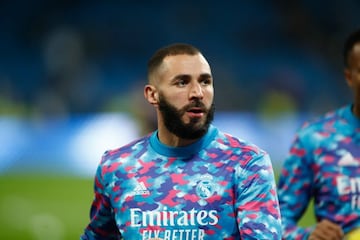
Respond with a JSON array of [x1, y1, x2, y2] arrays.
[[351, 75, 360, 91], [165, 93, 187, 107], [204, 90, 214, 104]]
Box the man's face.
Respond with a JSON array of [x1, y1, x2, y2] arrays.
[[155, 53, 215, 139]]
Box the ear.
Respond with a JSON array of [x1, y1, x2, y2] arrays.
[[344, 68, 353, 88], [144, 84, 159, 105]]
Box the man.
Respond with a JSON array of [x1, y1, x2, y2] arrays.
[[81, 43, 282, 239], [277, 29, 360, 240]]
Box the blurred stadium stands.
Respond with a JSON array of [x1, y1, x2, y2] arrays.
[[1, 1, 360, 175], [1, 1, 359, 114]]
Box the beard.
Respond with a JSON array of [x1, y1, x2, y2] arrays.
[[158, 93, 215, 140]]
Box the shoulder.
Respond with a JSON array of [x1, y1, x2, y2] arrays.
[[214, 131, 275, 181], [215, 130, 268, 162], [297, 106, 346, 137], [100, 134, 151, 165]]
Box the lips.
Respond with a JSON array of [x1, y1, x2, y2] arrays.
[[188, 107, 203, 113], [186, 107, 205, 118]]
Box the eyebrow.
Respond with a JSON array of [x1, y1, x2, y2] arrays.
[[199, 73, 212, 79], [172, 73, 212, 82]]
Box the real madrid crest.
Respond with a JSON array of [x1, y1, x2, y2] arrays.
[[196, 174, 216, 199]]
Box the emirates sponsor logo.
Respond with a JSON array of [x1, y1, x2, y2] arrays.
[[337, 176, 360, 209], [130, 207, 219, 227]]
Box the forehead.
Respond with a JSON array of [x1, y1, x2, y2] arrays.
[[160, 53, 211, 75]]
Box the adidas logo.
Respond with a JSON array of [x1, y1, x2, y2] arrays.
[[338, 152, 360, 167], [133, 182, 150, 195]]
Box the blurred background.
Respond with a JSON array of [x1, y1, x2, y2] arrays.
[[0, 0, 359, 239]]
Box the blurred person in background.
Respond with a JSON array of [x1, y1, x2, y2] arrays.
[[81, 43, 282, 239], [277, 29, 360, 240]]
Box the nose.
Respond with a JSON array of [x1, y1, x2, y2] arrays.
[[189, 82, 204, 99]]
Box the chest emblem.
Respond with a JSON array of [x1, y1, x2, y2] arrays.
[[196, 175, 215, 199]]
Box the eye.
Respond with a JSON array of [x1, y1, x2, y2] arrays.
[[200, 78, 212, 86], [174, 75, 190, 87], [176, 79, 187, 87]]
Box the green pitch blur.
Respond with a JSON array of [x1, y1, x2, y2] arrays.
[[0, 172, 316, 239], [0, 174, 93, 240]]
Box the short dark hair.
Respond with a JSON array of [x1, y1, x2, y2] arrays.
[[147, 43, 201, 82], [343, 29, 360, 67]]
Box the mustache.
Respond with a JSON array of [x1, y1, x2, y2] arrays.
[[182, 100, 207, 112]]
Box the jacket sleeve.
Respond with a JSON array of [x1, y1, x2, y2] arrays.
[[277, 135, 315, 239], [81, 160, 122, 240], [235, 152, 282, 239]]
